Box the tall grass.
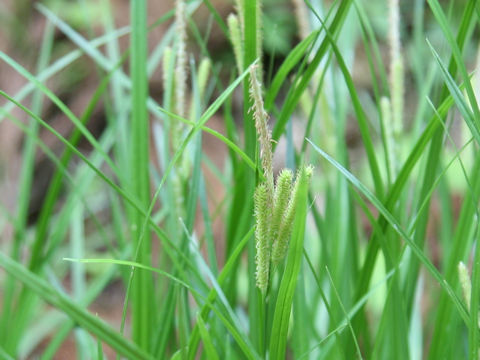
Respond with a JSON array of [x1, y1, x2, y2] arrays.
[[0, 0, 479, 358]]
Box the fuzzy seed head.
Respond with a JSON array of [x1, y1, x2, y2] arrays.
[[271, 169, 293, 245], [254, 183, 271, 293], [272, 165, 312, 264], [272, 180, 298, 263]]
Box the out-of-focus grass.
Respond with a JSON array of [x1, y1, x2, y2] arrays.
[[0, 0, 479, 359]]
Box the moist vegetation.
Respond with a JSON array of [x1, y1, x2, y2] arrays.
[[0, 0, 479, 359]]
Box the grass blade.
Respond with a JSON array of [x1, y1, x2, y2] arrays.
[[307, 139, 469, 324], [0, 252, 154, 360], [129, 0, 153, 350]]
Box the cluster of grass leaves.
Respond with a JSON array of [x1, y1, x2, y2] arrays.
[[0, 0, 480, 358]]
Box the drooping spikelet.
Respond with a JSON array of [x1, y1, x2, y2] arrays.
[[254, 183, 271, 294]]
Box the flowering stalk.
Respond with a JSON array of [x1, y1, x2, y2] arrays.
[[250, 65, 313, 292], [168, 0, 189, 218], [250, 65, 273, 293]]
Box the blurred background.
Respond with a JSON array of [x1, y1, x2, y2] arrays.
[[0, 0, 478, 358], [1, 0, 475, 243]]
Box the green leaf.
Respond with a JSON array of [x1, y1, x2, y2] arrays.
[[0, 252, 154, 360], [307, 139, 469, 325]]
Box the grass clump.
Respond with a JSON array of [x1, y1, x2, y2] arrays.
[[0, 0, 480, 359]]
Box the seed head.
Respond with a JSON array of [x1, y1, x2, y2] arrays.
[[254, 183, 271, 294]]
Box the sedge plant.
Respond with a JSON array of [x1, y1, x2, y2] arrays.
[[0, 0, 480, 359]]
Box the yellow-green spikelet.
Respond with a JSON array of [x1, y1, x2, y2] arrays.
[[270, 169, 293, 256], [272, 165, 312, 264], [254, 183, 271, 293]]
